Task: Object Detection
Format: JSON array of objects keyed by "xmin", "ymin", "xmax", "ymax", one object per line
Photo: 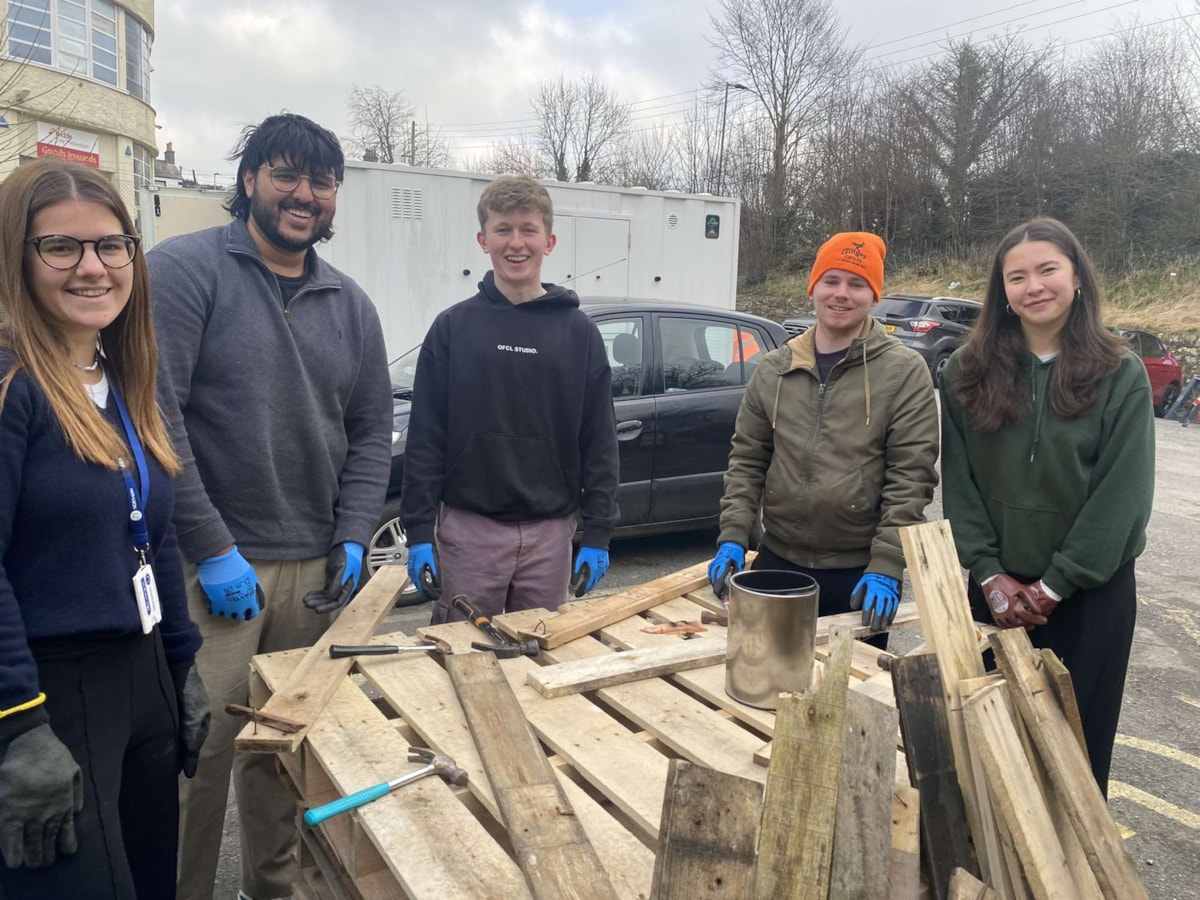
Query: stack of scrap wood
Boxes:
[{"xmin": 894, "ymin": 520, "xmax": 1147, "ymax": 900}]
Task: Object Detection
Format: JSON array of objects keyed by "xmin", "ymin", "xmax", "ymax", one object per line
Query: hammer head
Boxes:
[
  {"xmin": 471, "ymin": 640, "xmax": 539, "ymax": 658},
  {"xmin": 408, "ymin": 747, "xmax": 469, "ymax": 786}
]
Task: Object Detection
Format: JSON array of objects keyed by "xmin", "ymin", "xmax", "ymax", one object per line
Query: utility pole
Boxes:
[
  {"xmin": 717, "ymin": 82, "xmax": 749, "ymax": 196},
  {"xmin": 410, "ymin": 120, "xmax": 417, "ymax": 166}
]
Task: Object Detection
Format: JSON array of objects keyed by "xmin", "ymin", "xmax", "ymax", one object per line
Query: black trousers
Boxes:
[
  {"xmin": 968, "ymin": 562, "xmax": 1137, "ymax": 797},
  {"xmin": 753, "ymin": 543, "xmax": 888, "ymax": 650},
  {"xmin": 0, "ymin": 630, "xmax": 180, "ymax": 900}
]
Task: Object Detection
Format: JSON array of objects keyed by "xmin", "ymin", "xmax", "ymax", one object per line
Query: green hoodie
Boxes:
[
  {"xmin": 718, "ymin": 318, "xmax": 940, "ymax": 580},
  {"xmin": 941, "ymin": 349, "xmax": 1154, "ymax": 598}
]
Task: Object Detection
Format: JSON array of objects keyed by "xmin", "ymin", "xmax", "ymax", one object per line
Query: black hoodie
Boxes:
[{"xmin": 402, "ymin": 272, "xmax": 619, "ymax": 548}]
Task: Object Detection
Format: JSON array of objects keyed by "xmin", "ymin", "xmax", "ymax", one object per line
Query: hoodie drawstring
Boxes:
[
  {"xmin": 862, "ymin": 342, "xmax": 871, "ymax": 427},
  {"xmin": 1030, "ymin": 356, "xmax": 1045, "ymax": 462}
]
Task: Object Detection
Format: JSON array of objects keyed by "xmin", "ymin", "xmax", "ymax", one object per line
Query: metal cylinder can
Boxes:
[{"xmin": 724, "ymin": 569, "xmax": 820, "ymax": 710}]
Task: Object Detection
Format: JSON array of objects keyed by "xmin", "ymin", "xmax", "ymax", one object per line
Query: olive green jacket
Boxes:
[{"xmin": 718, "ymin": 319, "xmax": 940, "ymax": 580}]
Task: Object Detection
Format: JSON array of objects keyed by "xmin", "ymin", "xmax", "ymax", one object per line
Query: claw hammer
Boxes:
[
  {"xmin": 451, "ymin": 594, "xmax": 540, "ymax": 658},
  {"xmin": 303, "ymin": 747, "xmax": 468, "ymax": 826}
]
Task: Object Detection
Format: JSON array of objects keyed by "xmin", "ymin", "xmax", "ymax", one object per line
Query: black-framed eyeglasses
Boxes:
[
  {"xmin": 261, "ymin": 164, "xmax": 341, "ymax": 199},
  {"xmin": 26, "ymin": 234, "xmax": 141, "ymax": 270}
]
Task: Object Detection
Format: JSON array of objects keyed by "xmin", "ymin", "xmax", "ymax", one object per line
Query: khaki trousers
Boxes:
[{"xmin": 176, "ymin": 556, "xmax": 330, "ymax": 900}]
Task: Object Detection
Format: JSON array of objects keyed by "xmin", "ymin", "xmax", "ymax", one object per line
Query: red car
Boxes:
[{"xmin": 1122, "ymin": 330, "xmax": 1184, "ymax": 417}]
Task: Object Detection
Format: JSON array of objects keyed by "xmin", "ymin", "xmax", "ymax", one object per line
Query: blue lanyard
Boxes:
[{"xmin": 109, "ymin": 380, "xmax": 151, "ymax": 552}]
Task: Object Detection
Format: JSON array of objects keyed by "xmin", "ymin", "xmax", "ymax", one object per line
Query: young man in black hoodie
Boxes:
[{"xmin": 402, "ymin": 175, "xmax": 620, "ymax": 623}]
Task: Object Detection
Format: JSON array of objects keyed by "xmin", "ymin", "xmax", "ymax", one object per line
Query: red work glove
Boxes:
[
  {"xmin": 981, "ymin": 574, "xmax": 1048, "ymax": 630},
  {"xmin": 1024, "ymin": 580, "xmax": 1061, "ymax": 619}
]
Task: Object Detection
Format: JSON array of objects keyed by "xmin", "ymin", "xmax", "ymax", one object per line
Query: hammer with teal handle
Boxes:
[{"xmin": 303, "ymin": 747, "xmax": 468, "ymax": 826}]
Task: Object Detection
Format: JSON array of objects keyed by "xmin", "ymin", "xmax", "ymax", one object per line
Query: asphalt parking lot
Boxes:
[{"xmin": 213, "ymin": 415, "xmax": 1200, "ymax": 899}]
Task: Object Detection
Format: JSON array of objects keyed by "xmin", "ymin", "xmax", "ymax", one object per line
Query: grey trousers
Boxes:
[
  {"xmin": 430, "ymin": 505, "xmax": 576, "ymax": 624},
  {"xmin": 176, "ymin": 556, "xmax": 330, "ymax": 900}
]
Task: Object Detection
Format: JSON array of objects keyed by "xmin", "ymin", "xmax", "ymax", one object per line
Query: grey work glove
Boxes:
[
  {"xmin": 0, "ymin": 710, "xmax": 83, "ymax": 869},
  {"xmin": 171, "ymin": 662, "xmax": 211, "ymax": 779}
]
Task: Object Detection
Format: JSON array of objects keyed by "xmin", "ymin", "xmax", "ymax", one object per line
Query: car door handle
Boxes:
[{"xmin": 616, "ymin": 420, "xmax": 643, "ymax": 441}]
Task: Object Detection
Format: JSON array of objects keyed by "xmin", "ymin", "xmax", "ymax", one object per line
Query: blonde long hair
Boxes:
[{"xmin": 0, "ymin": 159, "xmax": 179, "ymax": 474}]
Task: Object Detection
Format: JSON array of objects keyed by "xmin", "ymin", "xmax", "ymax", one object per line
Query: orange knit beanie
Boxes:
[{"xmin": 806, "ymin": 232, "xmax": 887, "ymax": 300}]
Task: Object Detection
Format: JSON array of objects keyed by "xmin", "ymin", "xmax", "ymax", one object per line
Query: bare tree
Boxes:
[
  {"xmin": 709, "ymin": 0, "xmax": 859, "ymax": 255},
  {"xmin": 345, "ymin": 85, "xmax": 413, "ymax": 164},
  {"xmin": 468, "ymin": 139, "xmax": 546, "ymax": 178},
  {"xmin": 610, "ymin": 126, "xmax": 677, "ymax": 190},
  {"xmin": 530, "ymin": 74, "xmax": 630, "ymax": 182}
]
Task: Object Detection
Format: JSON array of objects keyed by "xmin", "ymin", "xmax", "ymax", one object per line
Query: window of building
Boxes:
[
  {"xmin": 124, "ymin": 14, "xmax": 151, "ymax": 103},
  {"xmin": 6, "ymin": 0, "xmax": 146, "ymax": 93},
  {"xmin": 7, "ymin": 0, "xmax": 53, "ymax": 66}
]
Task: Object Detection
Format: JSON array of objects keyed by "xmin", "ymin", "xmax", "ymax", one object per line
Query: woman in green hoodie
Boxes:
[{"xmin": 941, "ymin": 217, "xmax": 1155, "ymax": 795}]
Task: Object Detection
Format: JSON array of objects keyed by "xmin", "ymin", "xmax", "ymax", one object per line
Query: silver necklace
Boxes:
[{"xmin": 71, "ymin": 349, "xmax": 101, "ymax": 372}]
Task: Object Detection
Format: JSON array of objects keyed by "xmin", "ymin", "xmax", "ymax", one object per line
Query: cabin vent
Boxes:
[
  {"xmin": 390, "ymin": 188, "xmax": 424, "ymax": 219},
  {"xmin": 666, "ymin": 213, "xmax": 680, "ymax": 229}
]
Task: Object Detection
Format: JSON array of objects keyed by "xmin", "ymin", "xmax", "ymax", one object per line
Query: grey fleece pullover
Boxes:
[{"xmin": 149, "ymin": 218, "xmax": 393, "ymax": 563}]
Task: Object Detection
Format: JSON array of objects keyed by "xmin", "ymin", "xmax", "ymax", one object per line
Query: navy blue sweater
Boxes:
[
  {"xmin": 0, "ymin": 361, "xmax": 200, "ymax": 711},
  {"xmin": 401, "ymin": 272, "xmax": 619, "ymax": 549}
]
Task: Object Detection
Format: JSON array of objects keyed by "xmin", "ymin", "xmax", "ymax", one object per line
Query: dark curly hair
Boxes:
[{"xmin": 224, "ymin": 113, "xmax": 344, "ymax": 223}]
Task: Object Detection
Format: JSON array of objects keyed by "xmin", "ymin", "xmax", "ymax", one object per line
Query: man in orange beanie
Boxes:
[{"xmin": 710, "ymin": 232, "xmax": 939, "ymax": 645}]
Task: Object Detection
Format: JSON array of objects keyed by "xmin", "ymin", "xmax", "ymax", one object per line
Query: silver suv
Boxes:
[{"xmin": 873, "ymin": 295, "xmax": 982, "ymax": 386}]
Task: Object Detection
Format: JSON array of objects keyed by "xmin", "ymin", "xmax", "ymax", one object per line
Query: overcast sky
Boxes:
[{"xmin": 151, "ymin": 0, "xmax": 1191, "ymax": 181}]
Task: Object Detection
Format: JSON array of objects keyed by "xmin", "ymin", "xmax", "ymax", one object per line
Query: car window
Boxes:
[
  {"xmin": 956, "ymin": 305, "xmax": 981, "ymax": 327},
  {"xmin": 388, "ymin": 345, "xmax": 422, "ymax": 396},
  {"xmin": 938, "ymin": 305, "xmax": 960, "ymax": 324},
  {"xmin": 659, "ymin": 316, "xmax": 747, "ymax": 392},
  {"xmin": 876, "ymin": 298, "xmax": 927, "ymax": 318},
  {"xmin": 595, "ymin": 317, "xmax": 645, "ymax": 398},
  {"xmin": 1139, "ymin": 333, "xmax": 1165, "ymax": 359}
]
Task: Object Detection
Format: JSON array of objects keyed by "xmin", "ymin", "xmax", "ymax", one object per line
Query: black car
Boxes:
[
  {"xmin": 781, "ymin": 293, "xmax": 981, "ymax": 386},
  {"xmin": 367, "ymin": 303, "xmax": 788, "ymax": 579}
]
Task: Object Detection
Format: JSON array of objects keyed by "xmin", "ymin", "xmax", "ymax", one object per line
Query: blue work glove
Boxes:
[
  {"xmin": 570, "ymin": 546, "xmax": 610, "ymax": 597},
  {"xmin": 303, "ymin": 542, "xmax": 365, "ymax": 614},
  {"xmin": 850, "ymin": 573, "xmax": 901, "ymax": 631},
  {"xmin": 197, "ymin": 545, "xmax": 261, "ymax": 620},
  {"xmin": 407, "ymin": 543, "xmax": 441, "ymax": 601},
  {"xmin": 707, "ymin": 542, "xmax": 745, "ymax": 602}
]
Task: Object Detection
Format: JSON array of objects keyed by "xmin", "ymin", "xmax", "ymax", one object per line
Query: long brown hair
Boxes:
[
  {"xmin": 0, "ymin": 159, "xmax": 179, "ymax": 474},
  {"xmin": 950, "ymin": 217, "xmax": 1125, "ymax": 431}
]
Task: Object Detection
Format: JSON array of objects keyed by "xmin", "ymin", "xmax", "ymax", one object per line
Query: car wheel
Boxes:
[
  {"xmin": 932, "ymin": 353, "xmax": 952, "ymax": 388},
  {"xmin": 1155, "ymin": 382, "xmax": 1180, "ymax": 418},
  {"xmin": 366, "ymin": 497, "xmax": 425, "ymax": 607}
]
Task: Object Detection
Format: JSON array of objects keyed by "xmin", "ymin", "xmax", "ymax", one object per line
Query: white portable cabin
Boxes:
[
  {"xmin": 139, "ymin": 161, "xmax": 741, "ymax": 359},
  {"xmin": 319, "ymin": 162, "xmax": 740, "ymax": 357}
]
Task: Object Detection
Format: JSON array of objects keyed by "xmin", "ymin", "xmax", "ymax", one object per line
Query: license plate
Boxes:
[{"xmin": 885, "ymin": 324, "xmax": 896, "ymax": 333}]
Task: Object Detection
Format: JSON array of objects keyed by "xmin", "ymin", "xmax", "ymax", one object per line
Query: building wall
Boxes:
[{"xmin": 0, "ymin": 0, "xmax": 157, "ymax": 220}]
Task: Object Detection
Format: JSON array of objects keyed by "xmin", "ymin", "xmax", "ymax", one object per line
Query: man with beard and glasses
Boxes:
[{"xmin": 149, "ymin": 113, "xmax": 392, "ymax": 900}]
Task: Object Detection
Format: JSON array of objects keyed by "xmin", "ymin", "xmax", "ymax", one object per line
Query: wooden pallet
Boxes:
[{"xmin": 250, "ymin": 587, "xmax": 915, "ymax": 900}]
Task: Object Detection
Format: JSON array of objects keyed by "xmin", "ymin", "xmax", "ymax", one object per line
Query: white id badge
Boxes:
[{"xmin": 133, "ymin": 564, "xmax": 163, "ymax": 634}]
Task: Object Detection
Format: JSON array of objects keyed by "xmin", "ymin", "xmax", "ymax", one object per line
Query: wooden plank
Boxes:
[
  {"xmin": 960, "ymin": 675, "xmax": 1101, "ymax": 899},
  {"xmin": 815, "ymin": 603, "xmax": 922, "ymax": 643},
  {"xmin": 417, "ymin": 622, "xmax": 670, "ymax": 843},
  {"xmin": 446, "ymin": 651, "xmax": 618, "ymax": 900},
  {"xmin": 900, "ymin": 521, "xmax": 1009, "ymax": 892},
  {"xmin": 990, "ymin": 629, "xmax": 1148, "ymax": 900},
  {"xmin": 517, "ymin": 562, "xmax": 711, "ymax": 649},
  {"xmin": 830, "ymin": 690, "xmax": 899, "ymax": 900},
  {"xmin": 354, "ymin": 634, "xmax": 654, "ymax": 898},
  {"xmin": 961, "ymin": 682, "xmax": 1079, "ymax": 900},
  {"xmin": 235, "ymin": 566, "xmax": 408, "ymax": 754},
  {"xmin": 891, "ymin": 653, "xmax": 978, "ymax": 900},
  {"xmin": 754, "ymin": 628, "xmax": 853, "ymax": 899},
  {"xmin": 948, "ymin": 868, "xmax": 999, "ymax": 899},
  {"xmin": 888, "ymin": 785, "xmax": 921, "ymax": 899},
  {"xmin": 527, "ymin": 637, "xmax": 728, "ymax": 698},
  {"xmin": 252, "ymin": 641, "xmax": 530, "ymax": 899},
  {"xmin": 1040, "ymin": 649, "xmax": 1088, "ymax": 760},
  {"xmin": 650, "ymin": 759, "xmax": 763, "ymax": 899},
  {"xmin": 489, "ymin": 610, "xmax": 768, "ymax": 786},
  {"xmin": 816, "ymin": 639, "xmax": 895, "ymax": 680}
]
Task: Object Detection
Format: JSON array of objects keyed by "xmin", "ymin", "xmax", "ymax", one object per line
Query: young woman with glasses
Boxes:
[{"xmin": 0, "ymin": 159, "xmax": 208, "ymax": 898}]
